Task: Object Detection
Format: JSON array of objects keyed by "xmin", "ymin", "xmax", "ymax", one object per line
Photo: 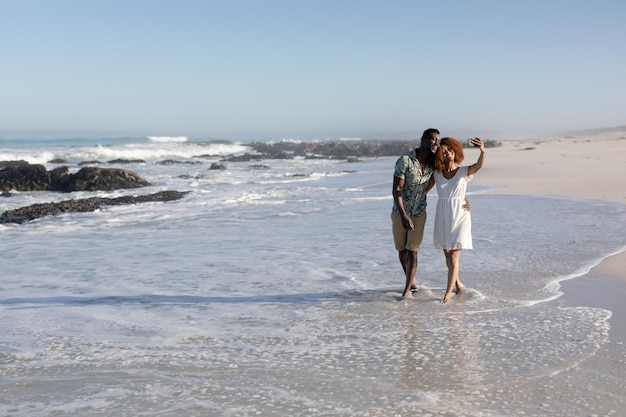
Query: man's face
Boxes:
[{"xmin": 421, "ymin": 133, "xmax": 440, "ymax": 154}]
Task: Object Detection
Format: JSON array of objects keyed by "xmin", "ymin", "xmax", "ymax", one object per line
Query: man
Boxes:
[{"xmin": 391, "ymin": 128, "xmax": 440, "ymax": 299}]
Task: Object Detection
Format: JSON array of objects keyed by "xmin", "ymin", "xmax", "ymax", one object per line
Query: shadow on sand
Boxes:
[{"xmin": 0, "ymin": 288, "xmax": 402, "ymax": 309}]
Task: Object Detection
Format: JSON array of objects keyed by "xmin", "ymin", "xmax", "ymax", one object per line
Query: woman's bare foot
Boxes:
[
  {"xmin": 454, "ymin": 284, "xmax": 465, "ymax": 294},
  {"xmin": 442, "ymin": 291, "xmax": 453, "ymax": 303}
]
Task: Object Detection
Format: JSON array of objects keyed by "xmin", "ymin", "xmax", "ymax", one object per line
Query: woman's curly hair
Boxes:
[{"xmin": 434, "ymin": 137, "xmax": 464, "ymax": 172}]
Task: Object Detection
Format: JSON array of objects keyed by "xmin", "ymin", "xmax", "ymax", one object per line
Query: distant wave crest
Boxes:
[{"xmin": 148, "ymin": 136, "xmax": 188, "ymax": 143}]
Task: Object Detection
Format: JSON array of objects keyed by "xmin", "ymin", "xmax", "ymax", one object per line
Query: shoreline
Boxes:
[
  {"xmin": 591, "ymin": 250, "xmax": 626, "ymax": 283},
  {"xmin": 472, "ymin": 132, "xmax": 626, "ymax": 345}
]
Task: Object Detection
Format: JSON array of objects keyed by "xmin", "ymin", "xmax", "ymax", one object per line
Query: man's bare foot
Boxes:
[
  {"xmin": 454, "ymin": 285, "xmax": 465, "ymax": 294},
  {"xmin": 442, "ymin": 291, "xmax": 453, "ymax": 303},
  {"xmin": 400, "ymin": 290, "xmax": 413, "ymax": 300},
  {"xmin": 411, "ymin": 285, "xmax": 418, "ymax": 292}
]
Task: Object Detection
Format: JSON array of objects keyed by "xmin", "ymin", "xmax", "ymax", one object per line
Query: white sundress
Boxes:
[{"xmin": 433, "ymin": 166, "xmax": 473, "ymax": 250}]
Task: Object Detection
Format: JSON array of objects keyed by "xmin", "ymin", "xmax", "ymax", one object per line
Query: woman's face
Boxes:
[{"xmin": 441, "ymin": 144, "xmax": 455, "ymax": 161}]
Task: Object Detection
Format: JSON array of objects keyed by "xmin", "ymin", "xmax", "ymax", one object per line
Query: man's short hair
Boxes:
[{"xmin": 421, "ymin": 128, "xmax": 440, "ymax": 141}]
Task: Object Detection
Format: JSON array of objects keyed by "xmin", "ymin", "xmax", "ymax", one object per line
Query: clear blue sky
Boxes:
[{"xmin": 1, "ymin": 0, "xmax": 625, "ymax": 140}]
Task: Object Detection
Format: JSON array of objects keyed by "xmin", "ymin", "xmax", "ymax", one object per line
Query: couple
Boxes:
[{"xmin": 391, "ymin": 128, "xmax": 486, "ymax": 303}]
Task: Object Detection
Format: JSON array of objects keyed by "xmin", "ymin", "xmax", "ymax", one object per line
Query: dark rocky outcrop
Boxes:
[
  {"xmin": 225, "ymin": 139, "xmax": 502, "ymax": 161},
  {"xmin": 77, "ymin": 159, "xmax": 146, "ymax": 165},
  {"xmin": 0, "ymin": 162, "xmax": 150, "ymax": 193},
  {"xmin": 222, "ymin": 153, "xmax": 270, "ymax": 162},
  {"xmin": 0, "ymin": 190, "xmax": 190, "ymax": 224},
  {"xmin": 244, "ymin": 140, "xmax": 417, "ymax": 160}
]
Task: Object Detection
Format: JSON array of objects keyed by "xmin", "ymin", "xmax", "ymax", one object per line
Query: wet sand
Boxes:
[{"xmin": 472, "ymin": 132, "xmax": 626, "ymax": 342}]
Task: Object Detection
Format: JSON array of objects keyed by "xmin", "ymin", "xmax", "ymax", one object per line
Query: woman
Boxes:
[{"xmin": 433, "ymin": 137, "xmax": 485, "ymax": 303}]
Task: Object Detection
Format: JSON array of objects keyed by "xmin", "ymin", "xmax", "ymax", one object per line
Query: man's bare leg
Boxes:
[
  {"xmin": 400, "ymin": 250, "xmax": 418, "ymax": 298},
  {"xmin": 399, "ymin": 250, "xmax": 418, "ymax": 292}
]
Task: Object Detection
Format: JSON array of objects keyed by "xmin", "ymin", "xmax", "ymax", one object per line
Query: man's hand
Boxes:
[{"xmin": 402, "ymin": 216, "xmax": 414, "ymax": 230}]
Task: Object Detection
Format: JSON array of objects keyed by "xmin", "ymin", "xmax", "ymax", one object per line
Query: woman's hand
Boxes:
[
  {"xmin": 467, "ymin": 138, "xmax": 486, "ymax": 176},
  {"xmin": 470, "ymin": 137, "xmax": 486, "ymax": 152}
]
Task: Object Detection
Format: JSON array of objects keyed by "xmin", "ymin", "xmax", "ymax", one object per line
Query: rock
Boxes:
[
  {"xmin": 209, "ymin": 163, "xmax": 227, "ymax": 170},
  {"xmin": 0, "ymin": 163, "xmax": 52, "ymax": 192},
  {"xmin": 59, "ymin": 167, "xmax": 150, "ymax": 192},
  {"xmin": 222, "ymin": 153, "xmax": 266, "ymax": 162},
  {"xmin": 0, "ymin": 162, "xmax": 150, "ymax": 193},
  {"xmin": 48, "ymin": 166, "xmax": 72, "ymax": 190},
  {"xmin": 0, "ymin": 190, "xmax": 191, "ymax": 224},
  {"xmin": 157, "ymin": 159, "xmax": 202, "ymax": 165},
  {"xmin": 106, "ymin": 159, "xmax": 146, "ymax": 164},
  {"xmin": 0, "ymin": 160, "xmax": 30, "ymax": 169}
]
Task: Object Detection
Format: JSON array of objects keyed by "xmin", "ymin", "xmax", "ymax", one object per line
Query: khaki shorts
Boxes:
[{"xmin": 392, "ymin": 211, "xmax": 426, "ymax": 252}]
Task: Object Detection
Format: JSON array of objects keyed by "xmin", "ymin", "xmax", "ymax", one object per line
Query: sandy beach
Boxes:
[{"xmin": 471, "ymin": 131, "xmax": 626, "ymax": 282}]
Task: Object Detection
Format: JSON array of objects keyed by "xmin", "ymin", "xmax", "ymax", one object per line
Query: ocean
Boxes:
[{"xmin": 1, "ymin": 136, "xmax": 625, "ymax": 416}]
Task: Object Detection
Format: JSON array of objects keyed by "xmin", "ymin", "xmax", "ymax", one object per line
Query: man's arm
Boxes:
[
  {"xmin": 393, "ymin": 176, "xmax": 414, "ymax": 230},
  {"xmin": 426, "ymin": 176, "xmax": 435, "ymax": 192}
]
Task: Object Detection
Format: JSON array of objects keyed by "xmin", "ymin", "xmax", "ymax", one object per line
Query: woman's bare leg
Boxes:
[{"xmin": 443, "ymin": 249, "xmax": 461, "ymax": 303}]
